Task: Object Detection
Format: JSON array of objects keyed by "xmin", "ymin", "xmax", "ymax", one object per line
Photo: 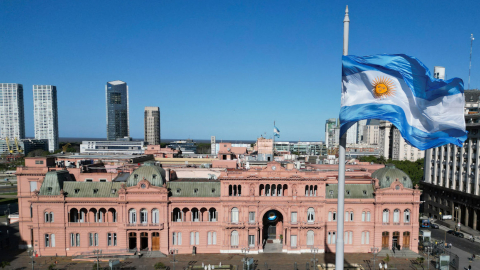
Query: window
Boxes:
[
  {"xmin": 367, "ymin": 211, "xmax": 371, "ymax": 222},
  {"xmin": 35, "ymin": 160, "xmax": 44, "ymax": 164},
  {"xmin": 249, "ymin": 235, "xmax": 255, "ymax": 247},
  {"xmin": 93, "ymin": 189, "xmax": 99, "ymax": 194},
  {"xmin": 327, "ymin": 232, "xmax": 336, "ymax": 244},
  {"xmin": 45, "ymin": 234, "xmax": 50, "ymax": 247},
  {"xmin": 344, "ymin": 231, "xmax": 353, "ymax": 244},
  {"xmin": 346, "ymin": 190, "xmax": 350, "ymax": 196},
  {"xmin": 108, "ymin": 233, "xmax": 112, "ymax": 246},
  {"xmin": 231, "ymin": 231, "xmax": 239, "ymax": 246},
  {"xmin": 100, "ymin": 179, "xmax": 107, "ymax": 182},
  {"xmin": 291, "ymin": 212, "xmax": 297, "ymax": 223},
  {"xmin": 74, "ymin": 189, "xmax": 80, "ymax": 194},
  {"xmin": 85, "ymin": 179, "xmax": 93, "ymax": 182},
  {"xmin": 404, "ymin": 209, "xmax": 411, "ymax": 223},
  {"xmin": 329, "ymin": 190, "xmax": 334, "ymax": 195},
  {"xmin": 207, "ymin": 232, "xmax": 217, "ymax": 245},
  {"xmin": 345, "ymin": 211, "xmax": 353, "ymax": 222},
  {"xmin": 291, "ymin": 235, "xmax": 297, "ymax": 247},
  {"xmin": 307, "ymin": 208, "xmax": 315, "ymax": 222},
  {"xmin": 44, "ymin": 212, "xmax": 54, "ymax": 223},
  {"xmin": 333, "ymin": 211, "xmax": 337, "ymax": 221},
  {"xmin": 76, "ymin": 233, "xmax": 80, "ymax": 246},
  {"xmin": 249, "ymin": 212, "xmax": 255, "ymax": 223},
  {"xmin": 363, "ymin": 190, "xmax": 367, "ymax": 196},
  {"xmin": 152, "ymin": 209, "xmax": 159, "ymax": 224},
  {"xmin": 190, "ymin": 232, "xmax": 200, "ymax": 245},
  {"xmin": 231, "ymin": 208, "xmax": 239, "ymax": 223},
  {"xmin": 89, "ymin": 233, "xmax": 98, "ymax": 246},
  {"xmin": 382, "ymin": 209, "xmax": 390, "ymax": 223},
  {"xmin": 29, "ymin": 181, "xmax": 37, "ymax": 192},
  {"xmin": 47, "ymin": 187, "xmax": 53, "ymax": 194},
  {"xmin": 362, "ymin": 211, "xmax": 365, "ymax": 222},
  {"xmin": 307, "ymin": 230, "xmax": 314, "ymax": 246},
  {"xmin": 193, "ymin": 188, "xmax": 198, "ymax": 194},
  {"xmin": 140, "ymin": 209, "xmax": 148, "ymax": 224},
  {"xmin": 129, "ymin": 209, "xmax": 137, "ymax": 224},
  {"xmin": 328, "ymin": 211, "xmax": 332, "ymax": 221},
  {"xmin": 361, "ymin": 231, "xmax": 370, "ymax": 244},
  {"xmin": 393, "ymin": 209, "xmax": 400, "ymax": 223},
  {"xmin": 172, "ymin": 232, "xmax": 182, "ymax": 245},
  {"xmin": 70, "ymin": 233, "xmax": 75, "ymax": 247}
]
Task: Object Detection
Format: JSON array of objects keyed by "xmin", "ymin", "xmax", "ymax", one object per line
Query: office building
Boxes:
[
  {"xmin": 325, "ymin": 118, "xmax": 337, "ymax": 148},
  {"xmin": 379, "ymin": 121, "xmax": 424, "ymax": 161},
  {"xmin": 211, "ymin": 136, "xmax": 216, "ymax": 155},
  {"xmin": 33, "ymin": 85, "xmax": 59, "ymax": 152},
  {"xmin": 274, "ymin": 141, "xmax": 326, "ymax": 156},
  {"xmin": 357, "ymin": 120, "xmax": 368, "ymax": 143},
  {"xmin": 423, "ymin": 89, "xmax": 480, "ymax": 230},
  {"xmin": 106, "ymin": 81, "xmax": 129, "ymax": 141},
  {"xmin": 17, "ymin": 159, "xmax": 420, "ymax": 255},
  {"xmin": 346, "ymin": 122, "xmax": 358, "ymax": 145},
  {"xmin": 0, "ymin": 83, "xmax": 25, "ymax": 139},
  {"xmin": 144, "ymin": 107, "xmax": 160, "ymax": 145},
  {"xmin": 0, "ymin": 138, "xmax": 48, "ymax": 156},
  {"xmin": 80, "ymin": 138, "xmax": 145, "ymax": 155},
  {"xmin": 362, "ymin": 119, "xmax": 380, "ymax": 145},
  {"xmin": 167, "ymin": 139, "xmax": 197, "ymax": 155}
]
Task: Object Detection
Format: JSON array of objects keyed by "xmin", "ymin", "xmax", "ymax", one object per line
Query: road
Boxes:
[{"xmin": 431, "ymin": 228, "xmax": 480, "ymax": 254}]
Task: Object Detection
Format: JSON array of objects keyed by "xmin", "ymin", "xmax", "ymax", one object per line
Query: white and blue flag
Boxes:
[
  {"xmin": 274, "ymin": 126, "xmax": 280, "ymax": 138},
  {"xmin": 340, "ymin": 54, "xmax": 467, "ymax": 150}
]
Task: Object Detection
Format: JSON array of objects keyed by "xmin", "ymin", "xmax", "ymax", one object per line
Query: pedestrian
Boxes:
[
  {"xmin": 468, "ymin": 265, "xmax": 471, "ymax": 270},
  {"xmin": 379, "ymin": 262, "xmax": 383, "ymax": 269},
  {"xmin": 392, "ymin": 246, "xmax": 395, "ymax": 255}
]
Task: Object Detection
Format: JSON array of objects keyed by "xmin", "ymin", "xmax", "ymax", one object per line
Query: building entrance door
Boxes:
[
  {"xmin": 140, "ymin": 232, "xmax": 148, "ymax": 250},
  {"xmin": 392, "ymin": 231, "xmax": 400, "ymax": 249},
  {"xmin": 382, "ymin": 232, "xmax": 389, "ymax": 249},
  {"xmin": 267, "ymin": 225, "xmax": 276, "ymax": 239},
  {"xmin": 152, "ymin": 232, "xmax": 160, "ymax": 251},
  {"xmin": 129, "ymin": 232, "xmax": 137, "ymax": 250},
  {"xmin": 403, "ymin": 232, "xmax": 410, "ymax": 249}
]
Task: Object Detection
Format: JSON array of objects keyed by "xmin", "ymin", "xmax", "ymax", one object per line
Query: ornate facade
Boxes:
[{"xmin": 17, "ymin": 158, "xmax": 420, "ymax": 256}]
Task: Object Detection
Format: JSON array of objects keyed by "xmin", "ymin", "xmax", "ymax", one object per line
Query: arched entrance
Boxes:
[
  {"xmin": 140, "ymin": 232, "xmax": 148, "ymax": 250},
  {"xmin": 152, "ymin": 232, "xmax": 160, "ymax": 251},
  {"xmin": 129, "ymin": 232, "xmax": 137, "ymax": 250},
  {"xmin": 262, "ymin": 210, "xmax": 284, "ymax": 245},
  {"xmin": 382, "ymin": 232, "xmax": 389, "ymax": 249}
]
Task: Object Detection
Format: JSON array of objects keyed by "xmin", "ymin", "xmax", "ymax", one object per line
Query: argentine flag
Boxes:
[
  {"xmin": 340, "ymin": 54, "xmax": 467, "ymax": 150},
  {"xmin": 274, "ymin": 126, "xmax": 280, "ymax": 138}
]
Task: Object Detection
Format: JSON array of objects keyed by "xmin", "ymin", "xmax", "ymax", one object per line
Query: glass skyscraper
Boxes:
[
  {"xmin": 0, "ymin": 83, "xmax": 25, "ymax": 140},
  {"xmin": 106, "ymin": 81, "xmax": 129, "ymax": 140},
  {"xmin": 33, "ymin": 85, "xmax": 59, "ymax": 152}
]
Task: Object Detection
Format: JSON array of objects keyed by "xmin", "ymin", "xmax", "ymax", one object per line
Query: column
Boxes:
[
  {"xmin": 137, "ymin": 232, "xmax": 141, "ymax": 251},
  {"xmin": 465, "ymin": 207, "xmax": 470, "ymax": 227},
  {"xmin": 473, "ymin": 209, "xmax": 478, "ymax": 231},
  {"xmin": 148, "ymin": 232, "xmax": 152, "ymax": 251},
  {"xmin": 458, "ymin": 208, "xmax": 462, "ymax": 227}
]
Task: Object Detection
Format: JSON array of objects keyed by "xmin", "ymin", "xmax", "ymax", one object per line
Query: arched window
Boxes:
[
  {"xmin": 229, "ymin": 185, "xmax": 233, "ymax": 196},
  {"xmin": 44, "ymin": 211, "xmax": 54, "ymax": 223},
  {"xmin": 327, "ymin": 231, "xmax": 336, "ymax": 244},
  {"xmin": 328, "ymin": 211, "xmax": 332, "ymax": 221},
  {"xmin": 266, "ymin": 184, "xmax": 271, "ymax": 196},
  {"xmin": 404, "ymin": 209, "xmax": 411, "ymax": 223},
  {"xmin": 382, "ymin": 209, "xmax": 389, "ymax": 223},
  {"xmin": 129, "ymin": 209, "xmax": 137, "ymax": 224},
  {"xmin": 172, "ymin": 208, "xmax": 182, "ymax": 222},
  {"xmin": 140, "ymin": 209, "xmax": 148, "ymax": 224},
  {"xmin": 238, "ymin": 185, "xmax": 241, "ymax": 196},
  {"xmin": 259, "ymin": 184, "xmax": 264, "ymax": 196},
  {"xmin": 362, "ymin": 211, "xmax": 365, "ymax": 222},
  {"xmin": 277, "ymin": 184, "xmax": 282, "ymax": 196},
  {"xmin": 231, "ymin": 207, "xmax": 239, "ymax": 223},
  {"xmin": 283, "ymin": 184, "xmax": 288, "ymax": 196},
  {"xmin": 231, "ymin": 230, "xmax": 239, "ymax": 246},
  {"xmin": 209, "ymin": 208, "xmax": 217, "ymax": 222},
  {"xmin": 310, "ymin": 185, "xmax": 314, "ymax": 196},
  {"xmin": 314, "ymin": 185, "xmax": 317, "ymax": 196},
  {"xmin": 307, "ymin": 207, "xmax": 315, "ymax": 222},
  {"xmin": 191, "ymin": 208, "xmax": 199, "ymax": 222},
  {"xmin": 305, "ymin": 186, "xmax": 309, "ymax": 196},
  {"xmin": 393, "ymin": 209, "xmax": 400, "ymax": 224},
  {"xmin": 367, "ymin": 211, "xmax": 371, "ymax": 222},
  {"xmin": 307, "ymin": 230, "xmax": 314, "ymax": 246},
  {"xmin": 271, "ymin": 185, "xmax": 276, "ymax": 196},
  {"xmin": 152, "ymin": 209, "xmax": 159, "ymax": 224}
]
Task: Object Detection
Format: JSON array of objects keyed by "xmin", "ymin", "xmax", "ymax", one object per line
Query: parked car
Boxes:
[
  {"xmin": 454, "ymin": 232, "xmax": 464, "ymax": 238},
  {"xmin": 431, "ymin": 223, "xmax": 439, "ymax": 229},
  {"xmin": 447, "ymin": 230, "xmax": 455, "ymax": 234}
]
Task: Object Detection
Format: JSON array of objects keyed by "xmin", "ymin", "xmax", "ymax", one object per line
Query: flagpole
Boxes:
[{"xmin": 335, "ymin": 5, "xmax": 349, "ymax": 270}]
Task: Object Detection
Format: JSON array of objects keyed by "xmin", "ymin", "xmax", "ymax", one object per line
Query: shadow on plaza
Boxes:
[{"xmin": 0, "ymin": 221, "xmax": 24, "ymax": 265}]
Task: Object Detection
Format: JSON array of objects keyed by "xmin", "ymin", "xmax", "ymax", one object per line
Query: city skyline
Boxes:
[{"xmin": 1, "ymin": 1, "xmax": 478, "ymax": 141}]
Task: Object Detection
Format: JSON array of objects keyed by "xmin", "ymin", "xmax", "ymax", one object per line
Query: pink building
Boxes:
[{"xmin": 17, "ymin": 158, "xmax": 420, "ymax": 256}]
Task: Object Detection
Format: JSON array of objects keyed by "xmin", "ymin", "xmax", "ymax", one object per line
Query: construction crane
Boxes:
[
  {"xmin": 5, "ymin": 137, "xmax": 13, "ymax": 154},
  {"xmin": 14, "ymin": 138, "xmax": 23, "ymax": 153},
  {"xmin": 62, "ymin": 143, "xmax": 71, "ymax": 153}
]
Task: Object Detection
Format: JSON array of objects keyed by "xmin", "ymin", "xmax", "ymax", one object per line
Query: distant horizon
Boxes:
[{"xmin": 54, "ymin": 137, "xmax": 323, "ymax": 144}]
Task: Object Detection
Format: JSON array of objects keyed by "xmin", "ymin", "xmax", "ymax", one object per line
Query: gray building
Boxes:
[
  {"xmin": 0, "ymin": 83, "xmax": 25, "ymax": 139},
  {"xmin": 379, "ymin": 121, "xmax": 424, "ymax": 161},
  {"xmin": 144, "ymin": 107, "xmax": 160, "ymax": 145},
  {"xmin": 325, "ymin": 118, "xmax": 337, "ymax": 148},
  {"xmin": 423, "ymin": 89, "xmax": 480, "ymax": 231},
  {"xmin": 0, "ymin": 138, "xmax": 48, "ymax": 156},
  {"xmin": 80, "ymin": 138, "xmax": 145, "ymax": 155},
  {"xmin": 33, "ymin": 85, "xmax": 59, "ymax": 152},
  {"xmin": 106, "ymin": 81, "xmax": 129, "ymax": 141}
]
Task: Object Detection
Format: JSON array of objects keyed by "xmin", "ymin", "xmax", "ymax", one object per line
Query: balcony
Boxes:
[
  {"xmin": 393, "ymin": 222, "xmax": 400, "ymax": 225},
  {"xmin": 68, "ymin": 222, "xmax": 117, "ymax": 227},
  {"xmin": 170, "ymin": 221, "xmax": 217, "ymax": 226},
  {"xmin": 382, "ymin": 222, "xmax": 390, "ymax": 225},
  {"xmin": 124, "ymin": 223, "xmax": 164, "ymax": 229},
  {"xmin": 225, "ymin": 222, "xmax": 244, "ymax": 228}
]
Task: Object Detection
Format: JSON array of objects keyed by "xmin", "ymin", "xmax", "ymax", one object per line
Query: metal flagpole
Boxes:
[
  {"xmin": 469, "ymin": 34, "xmax": 474, "ymax": 90},
  {"xmin": 335, "ymin": 5, "xmax": 349, "ymax": 270}
]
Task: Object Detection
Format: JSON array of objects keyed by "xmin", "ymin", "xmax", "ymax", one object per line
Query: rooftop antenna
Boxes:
[{"xmin": 469, "ymin": 34, "xmax": 475, "ymax": 89}]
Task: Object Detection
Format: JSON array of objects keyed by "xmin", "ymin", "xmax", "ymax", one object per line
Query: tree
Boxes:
[
  {"xmin": 27, "ymin": 149, "xmax": 50, "ymax": 157},
  {"xmin": 154, "ymin": 262, "xmax": 166, "ymax": 269},
  {"xmin": 0, "ymin": 261, "xmax": 10, "ymax": 269}
]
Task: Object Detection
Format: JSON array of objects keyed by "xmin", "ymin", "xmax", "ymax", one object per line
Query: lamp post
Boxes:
[
  {"xmin": 28, "ymin": 249, "xmax": 36, "ymax": 270},
  {"xmin": 241, "ymin": 247, "xmax": 250, "ymax": 270},
  {"xmin": 92, "ymin": 249, "xmax": 102, "ymax": 270},
  {"xmin": 425, "ymin": 246, "xmax": 433, "ymax": 270},
  {"xmin": 455, "ymin": 207, "xmax": 459, "ymax": 231},
  {"xmin": 170, "ymin": 248, "xmax": 178, "ymax": 270},
  {"xmin": 311, "ymin": 247, "xmax": 319, "ymax": 270},
  {"xmin": 371, "ymin": 247, "xmax": 379, "ymax": 270}
]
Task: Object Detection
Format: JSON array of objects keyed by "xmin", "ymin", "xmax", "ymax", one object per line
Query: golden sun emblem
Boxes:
[{"xmin": 371, "ymin": 76, "xmax": 396, "ymax": 99}]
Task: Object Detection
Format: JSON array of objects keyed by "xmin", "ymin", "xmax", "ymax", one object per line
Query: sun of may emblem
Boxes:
[{"xmin": 371, "ymin": 76, "xmax": 396, "ymax": 99}]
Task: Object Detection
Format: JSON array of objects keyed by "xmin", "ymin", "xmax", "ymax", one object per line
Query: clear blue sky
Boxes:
[{"xmin": 1, "ymin": 1, "xmax": 478, "ymax": 142}]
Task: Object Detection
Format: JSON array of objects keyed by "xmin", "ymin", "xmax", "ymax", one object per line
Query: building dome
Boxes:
[
  {"xmin": 371, "ymin": 164, "xmax": 413, "ymax": 189},
  {"xmin": 127, "ymin": 162, "xmax": 166, "ymax": 187}
]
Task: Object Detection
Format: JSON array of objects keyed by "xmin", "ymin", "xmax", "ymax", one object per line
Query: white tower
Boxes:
[{"xmin": 33, "ymin": 85, "xmax": 58, "ymax": 152}]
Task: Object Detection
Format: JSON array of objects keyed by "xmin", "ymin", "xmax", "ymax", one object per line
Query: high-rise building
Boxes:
[
  {"xmin": 211, "ymin": 136, "xmax": 216, "ymax": 155},
  {"xmin": 0, "ymin": 83, "xmax": 25, "ymax": 140},
  {"xmin": 144, "ymin": 107, "xmax": 160, "ymax": 145},
  {"xmin": 423, "ymin": 89, "xmax": 480, "ymax": 229},
  {"xmin": 362, "ymin": 119, "xmax": 380, "ymax": 145},
  {"xmin": 106, "ymin": 81, "xmax": 129, "ymax": 140},
  {"xmin": 379, "ymin": 121, "xmax": 424, "ymax": 161},
  {"xmin": 33, "ymin": 85, "xmax": 59, "ymax": 152},
  {"xmin": 325, "ymin": 118, "xmax": 337, "ymax": 148},
  {"xmin": 357, "ymin": 120, "xmax": 368, "ymax": 143},
  {"xmin": 346, "ymin": 122, "xmax": 358, "ymax": 145}
]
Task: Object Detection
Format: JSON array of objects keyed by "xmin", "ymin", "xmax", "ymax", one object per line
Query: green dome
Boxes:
[
  {"xmin": 127, "ymin": 163, "xmax": 166, "ymax": 187},
  {"xmin": 371, "ymin": 164, "xmax": 413, "ymax": 189}
]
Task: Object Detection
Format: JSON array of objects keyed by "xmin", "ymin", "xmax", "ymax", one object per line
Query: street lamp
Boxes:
[
  {"xmin": 425, "ymin": 246, "xmax": 433, "ymax": 270},
  {"xmin": 92, "ymin": 249, "xmax": 102, "ymax": 270},
  {"xmin": 241, "ymin": 247, "xmax": 250, "ymax": 270},
  {"xmin": 371, "ymin": 247, "xmax": 379, "ymax": 270},
  {"xmin": 28, "ymin": 249, "xmax": 36, "ymax": 270},
  {"xmin": 311, "ymin": 247, "xmax": 319, "ymax": 270},
  {"xmin": 455, "ymin": 207, "xmax": 459, "ymax": 231},
  {"xmin": 170, "ymin": 249, "xmax": 178, "ymax": 270}
]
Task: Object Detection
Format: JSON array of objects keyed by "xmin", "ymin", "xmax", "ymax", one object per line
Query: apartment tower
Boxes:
[
  {"xmin": 144, "ymin": 106, "xmax": 160, "ymax": 145},
  {"xmin": 33, "ymin": 85, "xmax": 59, "ymax": 152},
  {"xmin": 106, "ymin": 81, "xmax": 129, "ymax": 140},
  {"xmin": 0, "ymin": 83, "xmax": 25, "ymax": 140}
]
